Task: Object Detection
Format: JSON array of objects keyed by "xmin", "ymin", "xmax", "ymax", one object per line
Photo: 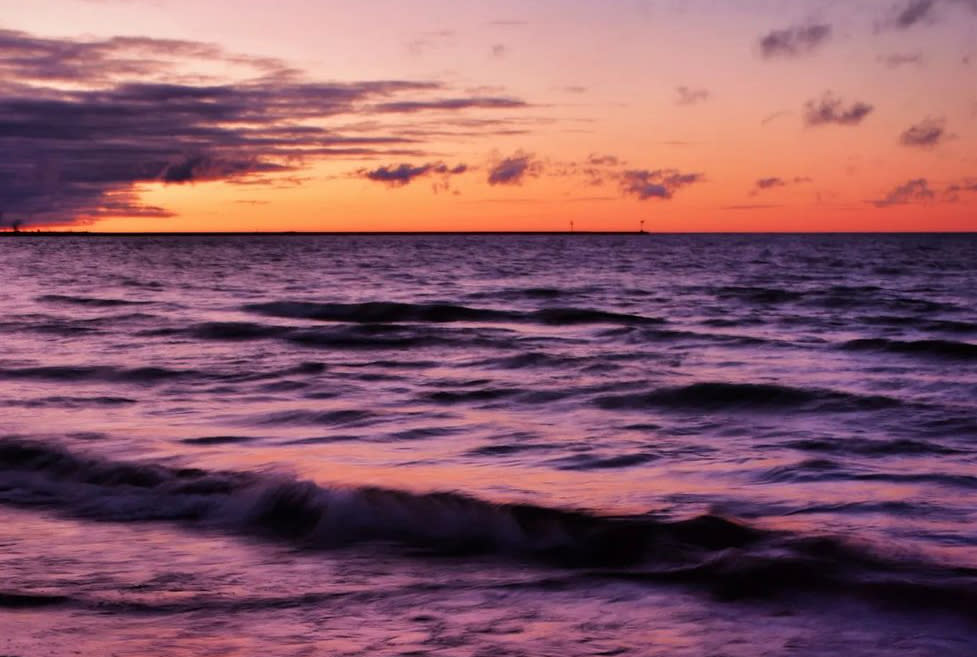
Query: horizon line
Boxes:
[{"xmin": 2, "ymin": 230, "xmax": 977, "ymax": 237}]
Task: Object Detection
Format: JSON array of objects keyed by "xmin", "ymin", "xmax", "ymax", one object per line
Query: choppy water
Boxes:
[{"xmin": 1, "ymin": 233, "xmax": 976, "ymax": 656}]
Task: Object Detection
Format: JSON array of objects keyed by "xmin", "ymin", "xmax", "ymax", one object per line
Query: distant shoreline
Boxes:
[{"xmin": 1, "ymin": 231, "xmax": 975, "ymax": 237}]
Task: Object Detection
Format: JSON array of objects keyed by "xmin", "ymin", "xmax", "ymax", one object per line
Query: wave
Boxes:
[
  {"xmin": 595, "ymin": 382, "xmax": 901, "ymax": 412},
  {"xmin": 860, "ymin": 315, "xmax": 977, "ymax": 334},
  {"xmin": 180, "ymin": 435, "xmax": 259, "ymax": 446},
  {"xmin": 714, "ymin": 286, "xmax": 803, "ymax": 304},
  {"xmin": 842, "ymin": 338, "xmax": 977, "ymax": 360},
  {"xmin": 1, "ymin": 438, "xmax": 976, "ymax": 614},
  {"xmin": 243, "ymin": 300, "xmax": 662, "ymax": 327},
  {"xmin": 1, "ymin": 395, "xmax": 138, "ymax": 408},
  {"xmin": 0, "ymin": 364, "xmax": 193, "ymax": 384},
  {"xmin": 786, "ymin": 437, "xmax": 965, "ymax": 456},
  {"xmin": 190, "ymin": 321, "xmax": 291, "ymax": 341},
  {"xmin": 244, "ymin": 301, "xmax": 516, "ymax": 323},
  {"xmin": 37, "ymin": 294, "xmax": 152, "ymax": 307},
  {"xmin": 760, "ymin": 459, "xmax": 977, "ymax": 489}
]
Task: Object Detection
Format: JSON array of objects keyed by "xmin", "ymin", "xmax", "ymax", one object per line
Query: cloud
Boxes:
[
  {"xmin": 759, "ymin": 24, "xmax": 832, "ymax": 58},
  {"xmin": 619, "ymin": 169, "xmax": 703, "ymax": 200},
  {"xmin": 0, "ymin": 28, "xmax": 532, "ymax": 227},
  {"xmin": 872, "ymin": 178, "xmax": 935, "ymax": 207},
  {"xmin": 675, "ymin": 86, "xmax": 709, "ymax": 105},
  {"xmin": 761, "ymin": 110, "xmax": 791, "ymax": 125},
  {"xmin": 899, "ymin": 118, "xmax": 946, "ymax": 147},
  {"xmin": 754, "ymin": 177, "xmax": 786, "ymax": 192},
  {"xmin": 586, "ymin": 154, "xmax": 622, "ymax": 167},
  {"xmin": 891, "ymin": 0, "xmax": 938, "ymax": 28},
  {"xmin": 945, "ymin": 178, "xmax": 977, "ymax": 200},
  {"xmin": 491, "ymin": 44, "xmax": 507, "ymax": 58},
  {"xmin": 879, "ymin": 0, "xmax": 977, "ymax": 30},
  {"xmin": 406, "ymin": 30, "xmax": 455, "ymax": 57},
  {"xmin": 751, "ymin": 176, "xmax": 812, "ymax": 195},
  {"xmin": 360, "ymin": 162, "xmax": 467, "ymax": 187},
  {"xmin": 803, "ymin": 93, "xmax": 874, "ymax": 126},
  {"xmin": 372, "ymin": 97, "xmax": 528, "ymax": 113},
  {"xmin": 487, "ymin": 152, "xmax": 542, "ymax": 185},
  {"xmin": 880, "ymin": 53, "xmax": 924, "ymax": 68}
]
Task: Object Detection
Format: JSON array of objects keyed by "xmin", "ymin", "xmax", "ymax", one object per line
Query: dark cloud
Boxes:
[
  {"xmin": 879, "ymin": 0, "xmax": 977, "ymax": 30},
  {"xmin": 755, "ymin": 177, "xmax": 786, "ymax": 190},
  {"xmin": 0, "ymin": 28, "xmax": 531, "ymax": 227},
  {"xmin": 759, "ymin": 24, "xmax": 832, "ymax": 58},
  {"xmin": 892, "ymin": 0, "xmax": 938, "ymax": 28},
  {"xmin": 872, "ymin": 178, "xmax": 935, "ymax": 207},
  {"xmin": 487, "ymin": 152, "xmax": 542, "ymax": 185},
  {"xmin": 899, "ymin": 118, "xmax": 946, "ymax": 147},
  {"xmin": 360, "ymin": 162, "xmax": 467, "ymax": 187},
  {"xmin": 675, "ymin": 86, "xmax": 710, "ymax": 105},
  {"xmin": 619, "ymin": 169, "xmax": 703, "ymax": 200},
  {"xmin": 803, "ymin": 93, "xmax": 874, "ymax": 126},
  {"xmin": 159, "ymin": 155, "xmax": 287, "ymax": 184},
  {"xmin": 372, "ymin": 97, "xmax": 528, "ymax": 113}
]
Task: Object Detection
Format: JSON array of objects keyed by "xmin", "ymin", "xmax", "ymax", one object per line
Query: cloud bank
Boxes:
[{"xmin": 0, "ymin": 28, "xmax": 530, "ymax": 227}]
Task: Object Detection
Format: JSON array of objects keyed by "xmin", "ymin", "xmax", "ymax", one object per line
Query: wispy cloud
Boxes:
[
  {"xmin": 945, "ymin": 178, "xmax": 977, "ymax": 200},
  {"xmin": 750, "ymin": 176, "xmax": 812, "ymax": 195},
  {"xmin": 879, "ymin": 53, "xmax": 924, "ymax": 68},
  {"xmin": 759, "ymin": 24, "xmax": 832, "ymax": 58},
  {"xmin": 619, "ymin": 169, "xmax": 704, "ymax": 200},
  {"xmin": 872, "ymin": 178, "xmax": 935, "ymax": 207},
  {"xmin": 675, "ymin": 86, "xmax": 710, "ymax": 106},
  {"xmin": 371, "ymin": 97, "xmax": 528, "ymax": 113},
  {"xmin": 803, "ymin": 93, "xmax": 874, "ymax": 126},
  {"xmin": 359, "ymin": 162, "xmax": 467, "ymax": 187},
  {"xmin": 899, "ymin": 118, "xmax": 947, "ymax": 147},
  {"xmin": 761, "ymin": 110, "xmax": 791, "ymax": 126}
]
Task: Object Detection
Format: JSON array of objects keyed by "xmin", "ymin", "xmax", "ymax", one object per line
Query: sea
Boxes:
[{"xmin": 0, "ymin": 233, "xmax": 975, "ymax": 656}]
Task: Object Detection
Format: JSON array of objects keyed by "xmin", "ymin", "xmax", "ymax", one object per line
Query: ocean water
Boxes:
[{"xmin": 0, "ymin": 233, "xmax": 975, "ymax": 656}]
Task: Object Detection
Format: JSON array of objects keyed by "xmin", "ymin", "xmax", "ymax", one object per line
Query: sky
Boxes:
[{"xmin": 1, "ymin": 0, "xmax": 975, "ymax": 232}]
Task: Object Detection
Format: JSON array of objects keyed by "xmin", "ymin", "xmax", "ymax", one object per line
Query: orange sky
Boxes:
[{"xmin": 1, "ymin": 0, "xmax": 975, "ymax": 231}]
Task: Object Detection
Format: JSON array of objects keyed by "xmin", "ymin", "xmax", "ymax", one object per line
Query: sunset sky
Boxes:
[{"xmin": 1, "ymin": 0, "xmax": 975, "ymax": 232}]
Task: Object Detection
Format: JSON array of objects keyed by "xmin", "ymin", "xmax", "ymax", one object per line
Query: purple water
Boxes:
[{"xmin": 1, "ymin": 233, "xmax": 975, "ymax": 655}]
